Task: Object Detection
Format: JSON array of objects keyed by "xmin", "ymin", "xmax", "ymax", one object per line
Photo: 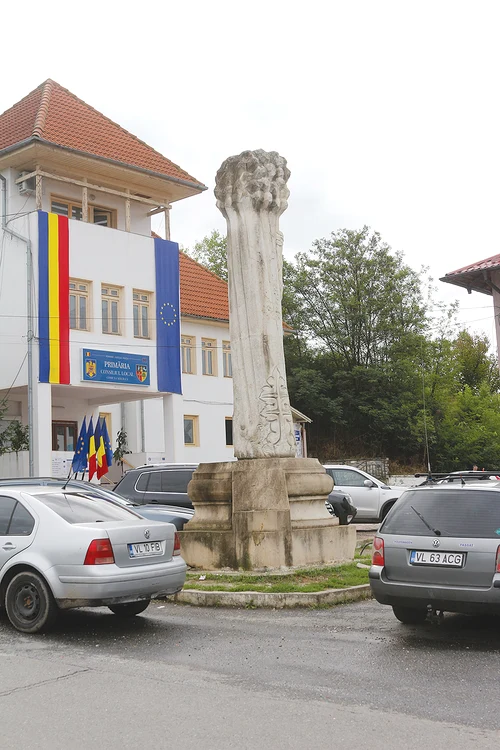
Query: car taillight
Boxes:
[
  {"xmin": 496, "ymin": 545, "xmax": 500, "ymax": 573},
  {"xmin": 372, "ymin": 536, "xmax": 385, "ymax": 567},
  {"xmin": 84, "ymin": 538, "xmax": 115, "ymax": 565},
  {"xmin": 173, "ymin": 532, "xmax": 181, "ymax": 556}
]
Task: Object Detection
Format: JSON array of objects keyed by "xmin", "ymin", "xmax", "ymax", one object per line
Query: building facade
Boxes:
[
  {"xmin": 0, "ymin": 80, "xmax": 308, "ymax": 480},
  {"xmin": 0, "ymin": 80, "xmax": 238, "ymax": 478}
]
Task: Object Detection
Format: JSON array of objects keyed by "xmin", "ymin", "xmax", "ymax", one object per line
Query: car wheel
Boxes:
[
  {"xmin": 5, "ymin": 571, "xmax": 58, "ymax": 634},
  {"xmin": 108, "ymin": 600, "xmax": 151, "ymax": 617},
  {"xmin": 392, "ymin": 606, "xmax": 428, "ymax": 625}
]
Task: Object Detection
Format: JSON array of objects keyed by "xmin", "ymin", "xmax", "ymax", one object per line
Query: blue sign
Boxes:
[{"xmin": 82, "ymin": 349, "xmax": 150, "ymax": 386}]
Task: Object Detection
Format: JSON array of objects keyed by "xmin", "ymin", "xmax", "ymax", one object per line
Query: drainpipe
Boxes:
[
  {"xmin": 0, "ymin": 173, "xmax": 35, "ymax": 476},
  {"xmin": 140, "ymin": 400, "xmax": 146, "ymax": 453}
]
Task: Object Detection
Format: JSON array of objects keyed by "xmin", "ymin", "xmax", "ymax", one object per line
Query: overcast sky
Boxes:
[{"xmin": 2, "ymin": 0, "xmax": 499, "ymax": 342}]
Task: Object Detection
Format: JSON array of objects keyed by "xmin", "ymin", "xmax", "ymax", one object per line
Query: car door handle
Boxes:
[{"xmin": 2, "ymin": 543, "xmax": 16, "ymax": 550}]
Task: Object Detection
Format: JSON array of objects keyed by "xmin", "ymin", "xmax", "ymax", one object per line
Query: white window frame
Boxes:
[
  {"xmin": 69, "ymin": 278, "xmax": 90, "ymax": 331},
  {"xmin": 133, "ymin": 289, "xmax": 152, "ymax": 339},
  {"xmin": 101, "ymin": 284, "xmax": 122, "ymax": 335},
  {"xmin": 222, "ymin": 340, "xmax": 232, "ymax": 378},
  {"xmin": 202, "ymin": 338, "xmax": 217, "ymax": 376},
  {"xmin": 181, "ymin": 335, "xmax": 196, "ymax": 374}
]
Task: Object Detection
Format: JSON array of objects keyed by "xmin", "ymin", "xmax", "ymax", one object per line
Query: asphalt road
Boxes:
[{"xmin": 1, "ymin": 600, "xmax": 500, "ymax": 749}]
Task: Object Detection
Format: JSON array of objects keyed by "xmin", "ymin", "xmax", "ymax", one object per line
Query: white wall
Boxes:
[
  {"xmin": 101, "ymin": 318, "xmax": 236, "ymax": 464},
  {"xmin": 0, "ymin": 211, "xmax": 31, "ymax": 390},
  {"xmin": 1, "ymin": 168, "xmax": 236, "ymax": 468}
]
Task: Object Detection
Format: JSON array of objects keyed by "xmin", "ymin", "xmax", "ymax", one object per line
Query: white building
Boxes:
[
  {"xmin": 0, "ymin": 79, "xmax": 239, "ymax": 479},
  {"xmin": 0, "ymin": 80, "xmax": 309, "ymax": 480}
]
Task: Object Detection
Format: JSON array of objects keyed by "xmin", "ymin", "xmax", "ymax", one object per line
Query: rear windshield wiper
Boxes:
[{"xmin": 410, "ymin": 505, "xmax": 442, "ymax": 536}]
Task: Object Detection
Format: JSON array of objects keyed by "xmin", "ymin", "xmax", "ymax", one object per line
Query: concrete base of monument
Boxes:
[{"xmin": 179, "ymin": 457, "xmax": 356, "ymax": 570}]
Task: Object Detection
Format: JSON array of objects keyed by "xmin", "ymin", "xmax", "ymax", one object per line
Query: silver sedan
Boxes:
[{"xmin": 0, "ymin": 486, "xmax": 187, "ymax": 633}]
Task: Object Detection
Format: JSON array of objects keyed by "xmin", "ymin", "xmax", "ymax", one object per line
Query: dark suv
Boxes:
[{"xmin": 113, "ymin": 464, "xmax": 197, "ymax": 509}]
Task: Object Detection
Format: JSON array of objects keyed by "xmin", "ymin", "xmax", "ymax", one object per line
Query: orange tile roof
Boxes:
[
  {"xmin": 0, "ymin": 79, "xmax": 205, "ymax": 189},
  {"xmin": 179, "ymin": 251, "xmax": 229, "ymax": 321}
]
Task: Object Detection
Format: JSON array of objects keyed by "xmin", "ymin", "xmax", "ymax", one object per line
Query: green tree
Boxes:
[
  {"xmin": 287, "ymin": 227, "xmax": 427, "ymax": 368},
  {"xmin": 453, "ymin": 330, "xmax": 500, "ymax": 393},
  {"xmin": 188, "ymin": 230, "xmax": 228, "ymax": 281}
]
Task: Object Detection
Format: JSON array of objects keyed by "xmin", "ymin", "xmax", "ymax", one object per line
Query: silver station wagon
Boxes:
[
  {"xmin": 0, "ymin": 486, "xmax": 187, "ymax": 633},
  {"xmin": 369, "ymin": 485, "xmax": 500, "ymax": 624}
]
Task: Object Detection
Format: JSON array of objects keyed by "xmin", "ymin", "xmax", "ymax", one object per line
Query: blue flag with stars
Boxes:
[
  {"xmin": 71, "ymin": 417, "xmax": 89, "ymax": 474},
  {"xmin": 154, "ymin": 237, "xmax": 182, "ymax": 394}
]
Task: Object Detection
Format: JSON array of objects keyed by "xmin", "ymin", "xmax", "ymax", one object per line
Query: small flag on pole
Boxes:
[
  {"xmin": 101, "ymin": 418, "xmax": 113, "ymax": 469},
  {"xmin": 96, "ymin": 419, "xmax": 108, "ymax": 480},
  {"xmin": 71, "ymin": 418, "xmax": 88, "ymax": 474},
  {"xmin": 88, "ymin": 416, "xmax": 97, "ymax": 480}
]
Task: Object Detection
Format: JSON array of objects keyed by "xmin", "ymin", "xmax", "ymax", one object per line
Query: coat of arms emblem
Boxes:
[
  {"xmin": 85, "ymin": 359, "xmax": 97, "ymax": 378},
  {"xmin": 136, "ymin": 364, "xmax": 148, "ymax": 383}
]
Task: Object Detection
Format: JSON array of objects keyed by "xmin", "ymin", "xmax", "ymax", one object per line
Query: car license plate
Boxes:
[
  {"xmin": 410, "ymin": 550, "xmax": 464, "ymax": 567},
  {"xmin": 128, "ymin": 541, "xmax": 164, "ymax": 558}
]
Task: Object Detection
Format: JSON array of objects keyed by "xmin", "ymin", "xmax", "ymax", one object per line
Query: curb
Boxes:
[{"xmin": 170, "ymin": 584, "xmax": 372, "ymax": 608}]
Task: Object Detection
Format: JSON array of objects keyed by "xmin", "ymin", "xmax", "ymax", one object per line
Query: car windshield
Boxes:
[
  {"xmin": 32, "ymin": 492, "xmax": 141, "ymax": 524},
  {"xmin": 381, "ymin": 489, "xmax": 500, "ymax": 538}
]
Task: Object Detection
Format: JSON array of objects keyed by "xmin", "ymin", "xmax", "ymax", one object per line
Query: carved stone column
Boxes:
[
  {"xmin": 180, "ymin": 150, "xmax": 356, "ymax": 570},
  {"xmin": 215, "ymin": 150, "xmax": 296, "ymax": 459}
]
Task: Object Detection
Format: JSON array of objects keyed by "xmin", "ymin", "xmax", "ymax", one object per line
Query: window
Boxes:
[
  {"xmin": 102, "ymin": 285, "xmax": 121, "ymax": 334},
  {"xmin": 51, "ymin": 199, "xmax": 83, "ymax": 221},
  {"xmin": 222, "ymin": 341, "xmax": 232, "ymax": 378},
  {"xmin": 36, "ymin": 493, "xmax": 137, "ymax": 524},
  {"xmin": 92, "ymin": 207, "xmax": 113, "ymax": 227},
  {"xmin": 133, "ymin": 290, "xmax": 151, "ymax": 339},
  {"xmin": 225, "ymin": 417, "xmax": 233, "ymax": 446},
  {"xmin": 135, "ymin": 473, "xmax": 150, "ymax": 492},
  {"xmin": 8, "ymin": 503, "xmax": 35, "ymax": 536},
  {"xmin": 146, "ymin": 472, "xmax": 162, "ymax": 493},
  {"xmin": 161, "ymin": 470, "xmax": 194, "ymax": 493},
  {"xmin": 331, "ymin": 469, "xmax": 369, "ymax": 487},
  {"xmin": 0, "ymin": 497, "xmax": 34, "ymax": 536},
  {"xmin": 184, "ymin": 415, "xmax": 199, "ymax": 446},
  {"xmin": 382, "ymin": 489, "xmax": 500, "ymax": 538},
  {"xmin": 181, "ymin": 335, "xmax": 196, "ymax": 374},
  {"xmin": 134, "ymin": 469, "xmax": 194, "ymax": 493},
  {"xmin": 202, "ymin": 338, "xmax": 217, "ymax": 376},
  {"xmin": 0, "ymin": 496, "xmax": 17, "ymax": 535},
  {"xmin": 52, "ymin": 421, "xmax": 77, "ymax": 452},
  {"xmin": 51, "ymin": 197, "xmax": 115, "ymax": 227},
  {"xmin": 69, "ymin": 279, "xmax": 90, "ymax": 331},
  {"xmin": 99, "ymin": 413, "xmax": 112, "ymax": 441}
]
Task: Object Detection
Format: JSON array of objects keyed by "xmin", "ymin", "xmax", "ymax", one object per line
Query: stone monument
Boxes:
[{"xmin": 180, "ymin": 150, "xmax": 355, "ymax": 570}]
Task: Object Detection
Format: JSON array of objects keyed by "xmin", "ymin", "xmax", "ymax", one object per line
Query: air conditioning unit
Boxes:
[{"xmin": 18, "ymin": 172, "xmax": 36, "ymax": 195}]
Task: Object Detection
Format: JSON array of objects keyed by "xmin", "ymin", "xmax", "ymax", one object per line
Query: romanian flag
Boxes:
[
  {"xmin": 96, "ymin": 419, "xmax": 108, "ymax": 479},
  {"xmin": 38, "ymin": 211, "xmax": 70, "ymax": 384},
  {"xmin": 88, "ymin": 417, "xmax": 97, "ymax": 480}
]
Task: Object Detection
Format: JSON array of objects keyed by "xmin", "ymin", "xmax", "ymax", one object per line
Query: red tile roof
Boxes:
[
  {"xmin": 0, "ymin": 79, "xmax": 205, "ymax": 189},
  {"xmin": 179, "ymin": 252, "xmax": 229, "ymax": 321},
  {"xmin": 444, "ymin": 254, "xmax": 500, "ymax": 276}
]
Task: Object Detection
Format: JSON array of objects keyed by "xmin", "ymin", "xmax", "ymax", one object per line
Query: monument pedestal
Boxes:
[{"xmin": 180, "ymin": 458, "xmax": 356, "ymax": 570}]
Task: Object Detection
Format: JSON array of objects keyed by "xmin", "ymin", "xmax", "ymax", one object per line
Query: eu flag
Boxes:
[
  {"xmin": 71, "ymin": 417, "xmax": 88, "ymax": 474},
  {"xmin": 155, "ymin": 237, "xmax": 182, "ymax": 394},
  {"xmin": 101, "ymin": 418, "xmax": 113, "ymax": 467}
]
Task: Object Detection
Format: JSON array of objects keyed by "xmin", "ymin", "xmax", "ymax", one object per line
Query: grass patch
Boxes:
[{"xmin": 184, "ymin": 560, "xmax": 370, "ymax": 593}]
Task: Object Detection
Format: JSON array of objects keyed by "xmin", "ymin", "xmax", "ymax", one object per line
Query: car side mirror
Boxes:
[{"xmin": 363, "ymin": 479, "xmax": 375, "ymax": 488}]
